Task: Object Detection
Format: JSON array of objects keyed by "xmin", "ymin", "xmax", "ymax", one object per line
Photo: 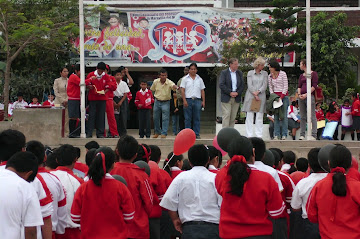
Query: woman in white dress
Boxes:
[{"xmin": 242, "ymin": 57, "xmax": 268, "ymax": 137}]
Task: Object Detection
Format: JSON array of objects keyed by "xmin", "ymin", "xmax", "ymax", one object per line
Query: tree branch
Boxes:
[{"xmin": 9, "ymin": 37, "xmax": 34, "ymax": 63}]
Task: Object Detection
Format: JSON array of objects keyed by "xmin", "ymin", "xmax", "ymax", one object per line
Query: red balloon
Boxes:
[
  {"xmin": 212, "ymin": 136, "xmax": 227, "ymax": 156},
  {"xmin": 173, "ymin": 129, "xmax": 196, "ymax": 155}
]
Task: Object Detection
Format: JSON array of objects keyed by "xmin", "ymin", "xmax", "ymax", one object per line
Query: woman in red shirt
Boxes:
[
  {"xmin": 307, "ymin": 145, "xmax": 360, "ymax": 239},
  {"xmin": 325, "ymin": 101, "xmax": 341, "ymax": 140},
  {"xmin": 315, "ymin": 103, "xmax": 325, "ymax": 140},
  {"xmin": 346, "ymin": 93, "xmax": 360, "ymax": 141}
]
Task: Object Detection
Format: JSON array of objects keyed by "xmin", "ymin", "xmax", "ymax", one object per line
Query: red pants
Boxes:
[
  {"xmin": 105, "ymin": 99, "xmax": 118, "ymax": 137},
  {"xmin": 55, "ymin": 228, "xmax": 81, "ymax": 239}
]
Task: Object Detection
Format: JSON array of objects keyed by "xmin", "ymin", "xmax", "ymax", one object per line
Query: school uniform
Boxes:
[
  {"xmin": 291, "ymin": 173, "xmax": 327, "ymax": 239},
  {"xmin": 326, "ymin": 110, "xmax": 341, "ymax": 140},
  {"xmin": 114, "ymin": 80, "xmax": 130, "ymax": 136},
  {"xmin": 216, "ymin": 165, "xmax": 285, "ymax": 238},
  {"xmin": 253, "ymin": 161, "xmax": 284, "ymax": 191},
  {"xmin": 0, "ymin": 169, "xmax": 44, "ymax": 239},
  {"xmin": 86, "ymin": 70, "xmax": 112, "ymax": 138},
  {"xmin": 11, "ymin": 100, "xmax": 28, "ymax": 115},
  {"xmin": 38, "ymin": 167, "xmax": 67, "ymax": 235},
  {"xmin": 29, "ymin": 102, "xmax": 41, "ymax": 107},
  {"xmin": 110, "ymin": 162, "xmax": 153, "ymax": 239},
  {"xmin": 104, "ymin": 75, "xmax": 119, "ymax": 137},
  {"xmin": 42, "ymin": 100, "xmax": 55, "ymax": 107},
  {"xmin": 73, "ymin": 161, "xmax": 89, "ymax": 179},
  {"xmin": 307, "ymin": 174, "xmax": 360, "ymax": 239},
  {"xmin": 315, "ymin": 108, "xmax": 325, "ymax": 139},
  {"xmin": 135, "ymin": 89, "xmax": 154, "ymax": 138},
  {"xmin": 351, "ymin": 98, "xmax": 360, "ymax": 140},
  {"xmin": 160, "ymin": 166, "xmax": 222, "ymax": 239},
  {"xmin": 51, "ymin": 166, "xmax": 83, "ymax": 239},
  {"xmin": 170, "ymin": 166, "xmax": 183, "ymax": 179},
  {"xmin": 71, "ymin": 173, "xmax": 135, "ymax": 239},
  {"xmin": 287, "ymin": 105, "xmax": 300, "ymax": 131},
  {"xmin": 208, "ymin": 164, "xmax": 219, "ymax": 174}
]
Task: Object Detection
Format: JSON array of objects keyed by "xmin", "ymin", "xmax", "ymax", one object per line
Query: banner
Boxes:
[{"xmin": 75, "ymin": 7, "xmax": 295, "ymax": 66}]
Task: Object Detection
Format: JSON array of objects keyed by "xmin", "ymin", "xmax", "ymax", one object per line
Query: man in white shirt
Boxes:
[
  {"xmin": 10, "ymin": 92, "xmax": 28, "ymax": 116},
  {"xmin": 219, "ymin": 58, "xmax": 244, "ymax": 128},
  {"xmin": 160, "ymin": 144, "xmax": 222, "ymax": 239},
  {"xmin": 291, "ymin": 147, "xmax": 326, "ymax": 238},
  {"xmin": 114, "ymin": 69, "xmax": 130, "ymax": 136},
  {"xmin": 180, "ymin": 63, "xmax": 206, "ymax": 139},
  {"xmin": 0, "ymin": 151, "xmax": 43, "ymax": 239}
]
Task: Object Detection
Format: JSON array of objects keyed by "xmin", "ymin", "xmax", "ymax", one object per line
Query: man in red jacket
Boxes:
[
  {"xmin": 104, "ymin": 64, "xmax": 119, "ymax": 138},
  {"xmin": 86, "ymin": 62, "xmax": 112, "ymax": 138}
]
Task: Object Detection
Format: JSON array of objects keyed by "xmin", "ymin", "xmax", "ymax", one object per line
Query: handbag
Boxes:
[
  {"xmin": 250, "ymin": 98, "xmax": 261, "ymax": 112},
  {"xmin": 315, "ymin": 86, "xmax": 324, "ymax": 103}
]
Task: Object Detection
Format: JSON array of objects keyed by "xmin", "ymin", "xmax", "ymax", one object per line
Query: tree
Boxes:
[
  {"xmin": 0, "ymin": 0, "xmax": 79, "ymax": 118},
  {"xmin": 300, "ymin": 12, "xmax": 360, "ymax": 100},
  {"xmin": 255, "ymin": 0, "xmax": 304, "ymax": 67}
]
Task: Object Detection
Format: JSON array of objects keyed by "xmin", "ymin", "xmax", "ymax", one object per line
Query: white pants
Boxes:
[{"xmin": 245, "ymin": 111, "xmax": 264, "ymax": 137}]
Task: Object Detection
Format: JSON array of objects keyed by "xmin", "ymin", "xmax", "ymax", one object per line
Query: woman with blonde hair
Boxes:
[{"xmin": 242, "ymin": 57, "xmax": 268, "ymax": 137}]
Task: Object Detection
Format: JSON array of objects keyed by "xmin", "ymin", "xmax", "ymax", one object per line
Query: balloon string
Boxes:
[{"xmin": 163, "ymin": 153, "xmax": 175, "ymax": 170}]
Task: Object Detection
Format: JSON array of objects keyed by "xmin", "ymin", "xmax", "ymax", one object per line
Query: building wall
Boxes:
[{"xmin": 234, "ymin": 0, "xmax": 359, "ymax": 7}]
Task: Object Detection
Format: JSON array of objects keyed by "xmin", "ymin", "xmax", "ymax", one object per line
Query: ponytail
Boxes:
[
  {"xmin": 163, "ymin": 152, "xmax": 183, "ymax": 176},
  {"xmin": 329, "ymin": 145, "xmax": 352, "ymax": 197},
  {"xmin": 88, "ymin": 147, "xmax": 115, "ymax": 186},
  {"xmin": 227, "ymin": 155, "xmax": 251, "ymax": 197},
  {"xmin": 227, "ymin": 136, "xmax": 254, "ymax": 197}
]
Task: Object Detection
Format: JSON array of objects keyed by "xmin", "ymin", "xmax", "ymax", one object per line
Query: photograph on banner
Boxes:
[{"xmin": 74, "ymin": 7, "xmax": 296, "ymax": 66}]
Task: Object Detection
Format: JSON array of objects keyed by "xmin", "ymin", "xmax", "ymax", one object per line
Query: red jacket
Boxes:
[
  {"xmin": 110, "ymin": 162, "xmax": 153, "ymax": 238},
  {"xmin": 170, "ymin": 169, "xmax": 183, "ymax": 179},
  {"xmin": 67, "ymin": 74, "xmax": 90, "ymax": 100},
  {"xmin": 135, "ymin": 89, "xmax": 154, "ymax": 109},
  {"xmin": 105, "ymin": 75, "xmax": 117, "ymax": 100},
  {"xmin": 326, "ymin": 110, "xmax": 341, "ymax": 122},
  {"xmin": 36, "ymin": 173, "xmax": 54, "ymax": 219},
  {"xmin": 278, "ymin": 171, "xmax": 295, "ymax": 216},
  {"xmin": 149, "ymin": 167, "xmax": 167, "ymax": 218},
  {"xmin": 315, "ymin": 109, "xmax": 325, "ymax": 121},
  {"xmin": 71, "ymin": 175, "xmax": 135, "ymax": 239},
  {"xmin": 216, "ymin": 165, "xmax": 285, "ymax": 238},
  {"xmin": 351, "ymin": 99, "xmax": 360, "ymax": 117},
  {"xmin": 307, "ymin": 174, "xmax": 360, "ymax": 239},
  {"xmin": 86, "ymin": 71, "xmax": 112, "ymax": 101}
]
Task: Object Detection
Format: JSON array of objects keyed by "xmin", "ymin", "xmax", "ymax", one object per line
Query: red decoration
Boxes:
[{"xmin": 173, "ymin": 128, "xmax": 196, "ymax": 155}]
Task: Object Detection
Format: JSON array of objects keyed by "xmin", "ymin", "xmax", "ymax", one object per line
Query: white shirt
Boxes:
[
  {"xmin": 180, "ymin": 74, "xmax": 205, "ymax": 99},
  {"xmin": 253, "ymin": 161, "xmax": 284, "ymax": 191},
  {"xmin": 0, "ymin": 170, "xmax": 43, "ymax": 239},
  {"xmin": 160, "ymin": 166, "xmax": 222, "ymax": 224},
  {"xmin": 11, "ymin": 100, "xmax": 28, "ymax": 115},
  {"xmin": 114, "ymin": 80, "xmax": 130, "ymax": 97},
  {"xmin": 291, "ymin": 173, "xmax": 327, "ymax": 219},
  {"xmin": 229, "ymin": 68, "xmax": 237, "ymax": 92},
  {"xmin": 51, "ymin": 170, "xmax": 81, "ymax": 228},
  {"xmin": 39, "ymin": 171, "xmax": 67, "ymax": 234},
  {"xmin": 287, "ymin": 105, "xmax": 300, "ymax": 121}
]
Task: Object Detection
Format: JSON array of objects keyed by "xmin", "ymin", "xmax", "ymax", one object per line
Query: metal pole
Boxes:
[
  {"xmin": 79, "ymin": 0, "xmax": 86, "ymax": 138},
  {"xmin": 306, "ymin": 0, "xmax": 312, "ymax": 140}
]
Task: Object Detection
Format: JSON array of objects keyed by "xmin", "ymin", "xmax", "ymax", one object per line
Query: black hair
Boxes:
[
  {"xmin": 56, "ymin": 144, "xmax": 77, "ymax": 166},
  {"xmin": 283, "ymin": 151, "xmax": 296, "ymax": 164},
  {"xmin": 139, "ymin": 18, "xmax": 149, "ymax": 23},
  {"xmin": 74, "ymin": 64, "xmax": 80, "ymax": 72},
  {"xmin": 188, "ymin": 144, "xmax": 209, "ymax": 166},
  {"xmin": 344, "ymin": 99, "xmax": 350, "ymax": 104},
  {"xmin": 249, "ymin": 137, "xmax": 266, "ymax": 162},
  {"xmin": 118, "ymin": 66, "xmax": 125, "ymax": 72},
  {"xmin": 0, "ymin": 129, "xmax": 26, "ymax": 162},
  {"xmin": 316, "ymin": 102, "xmax": 321, "ymax": 107},
  {"xmin": 329, "ymin": 145, "xmax": 352, "ymax": 196},
  {"xmin": 140, "ymin": 79, "xmax": 148, "ymax": 84},
  {"xmin": 189, "ymin": 62, "xmax": 198, "ymax": 69},
  {"xmin": 85, "ymin": 141, "xmax": 100, "ymax": 150},
  {"xmin": 163, "ymin": 152, "xmax": 183, "ymax": 176},
  {"xmin": 97, "ymin": 62, "xmax": 106, "ymax": 70},
  {"xmin": 263, "ymin": 150, "xmax": 275, "ymax": 167},
  {"xmin": 307, "ymin": 148, "xmax": 323, "ymax": 173},
  {"xmin": 296, "ymin": 157, "xmax": 308, "ymax": 172},
  {"xmin": 6, "ymin": 151, "xmax": 38, "ymax": 182},
  {"xmin": 75, "ymin": 147, "xmax": 81, "ymax": 159},
  {"xmin": 227, "ymin": 136, "xmax": 253, "ymax": 197},
  {"xmin": 149, "ymin": 145, "xmax": 161, "ymax": 163},
  {"xmin": 207, "ymin": 146, "xmax": 222, "ymax": 168},
  {"xmin": 85, "ymin": 148, "xmax": 97, "ymax": 167},
  {"xmin": 291, "ymin": 100, "xmax": 298, "ymax": 107},
  {"xmin": 352, "ymin": 92, "xmax": 359, "ymax": 99},
  {"xmin": 45, "ymin": 149, "xmax": 58, "ymax": 170},
  {"xmin": 134, "ymin": 144, "xmax": 151, "ymax": 163},
  {"xmin": 88, "ymin": 147, "xmax": 115, "ymax": 186},
  {"xmin": 182, "ymin": 159, "xmax": 192, "ymax": 171},
  {"xmin": 269, "ymin": 60, "xmax": 281, "ymax": 71},
  {"xmin": 159, "ymin": 68, "xmax": 167, "ymax": 75},
  {"xmin": 269, "ymin": 148, "xmax": 282, "ymax": 168},
  {"xmin": 116, "ymin": 135, "xmax": 138, "ymax": 161},
  {"xmin": 26, "ymin": 140, "xmax": 45, "ymax": 166},
  {"xmin": 60, "ymin": 67, "xmax": 69, "ymax": 73},
  {"xmin": 328, "ymin": 101, "xmax": 337, "ymax": 114}
]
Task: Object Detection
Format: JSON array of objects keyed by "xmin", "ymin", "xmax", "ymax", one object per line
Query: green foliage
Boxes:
[{"xmin": 299, "ymin": 12, "xmax": 360, "ymax": 100}]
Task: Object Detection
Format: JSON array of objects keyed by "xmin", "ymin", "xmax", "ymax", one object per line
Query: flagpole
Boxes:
[
  {"xmin": 79, "ymin": 0, "xmax": 86, "ymax": 138},
  {"xmin": 306, "ymin": 0, "xmax": 312, "ymax": 140}
]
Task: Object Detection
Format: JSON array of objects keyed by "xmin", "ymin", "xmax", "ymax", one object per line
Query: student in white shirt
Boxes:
[
  {"xmin": 291, "ymin": 147, "xmax": 326, "ymax": 238},
  {"xmin": 180, "ymin": 63, "xmax": 206, "ymax": 139},
  {"xmin": 113, "ymin": 69, "xmax": 130, "ymax": 136},
  {"xmin": 287, "ymin": 100, "xmax": 301, "ymax": 140},
  {"xmin": 160, "ymin": 144, "xmax": 222, "ymax": 239},
  {"xmin": 0, "ymin": 151, "xmax": 43, "ymax": 239},
  {"xmin": 11, "ymin": 92, "xmax": 29, "ymax": 115}
]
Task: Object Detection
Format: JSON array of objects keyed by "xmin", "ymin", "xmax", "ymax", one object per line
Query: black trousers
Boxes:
[
  {"xmin": 149, "ymin": 218, "xmax": 160, "ymax": 239},
  {"xmin": 138, "ymin": 109, "xmax": 151, "ymax": 138},
  {"xmin": 87, "ymin": 100, "xmax": 106, "ymax": 137},
  {"xmin": 182, "ymin": 222, "xmax": 220, "ymax": 239}
]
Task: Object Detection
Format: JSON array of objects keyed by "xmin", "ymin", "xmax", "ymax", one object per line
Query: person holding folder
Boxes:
[{"xmin": 242, "ymin": 57, "xmax": 268, "ymax": 137}]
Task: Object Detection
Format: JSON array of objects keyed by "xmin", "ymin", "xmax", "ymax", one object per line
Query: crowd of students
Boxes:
[{"xmin": 1, "ymin": 127, "xmax": 360, "ymax": 239}]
